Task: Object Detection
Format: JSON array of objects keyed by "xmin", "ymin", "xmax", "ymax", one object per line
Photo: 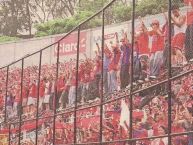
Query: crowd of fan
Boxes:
[{"xmin": 0, "ymin": 1, "xmax": 193, "ymax": 145}]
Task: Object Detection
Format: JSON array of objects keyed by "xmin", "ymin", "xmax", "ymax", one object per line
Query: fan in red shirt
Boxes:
[
  {"xmin": 27, "ymin": 80, "xmax": 38, "ymax": 113},
  {"xmin": 38, "ymin": 79, "xmax": 45, "ymax": 111},
  {"xmin": 171, "ymin": 5, "xmax": 187, "ymax": 66},
  {"xmin": 136, "ymin": 17, "xmax": 149, "ymax": 56},
  {"xmin": 108, "ymin": 32, "xmax": 121, "ymax": 93},
  {"xmin": 147, "ymin": 19, "xmax": 165, "ymax": 78}
]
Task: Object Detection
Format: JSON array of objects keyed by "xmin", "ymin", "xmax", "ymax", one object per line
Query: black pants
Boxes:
[
  {"xmin": 133, "ymin": 56, "xmax": 141, "ymax": 81},
  {"xmin": 61, "ymin": 90, "xmax": 69, "ymax": 109},
  {"xmin": 120, "ymin": 64, "xmax": 129, "ymax": 89},
  {"xmin": 56, "ymin": 91, "xmax": 62, "ymax": 109},
  {"xmin": 49, "ymin": 93, "xmax": 54, "ymax": 110},
  {"xmin": 185, "ymin": 24, "xmax": 193, "ymax": 61}
]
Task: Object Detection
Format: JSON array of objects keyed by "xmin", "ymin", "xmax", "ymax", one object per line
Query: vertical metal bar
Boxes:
[
  {"xmin": 129, "ymin": 0, "xmax": 135, "ymax": 141},
  {"xmin": 4, "ymin": 66, "xmax": 9, "ymax": 122},
  {"xmin": 74, "ymin": 26, "xmax": 80, "ymax": 144},
  {"xmin": 8, "ymin": 124, "xmax": 11, "ymax": 145},
  {"xmin": 168, "ymin": 0, "xmax": 172, "ymax": 144},
  {"xmin": 18, "ymin": 59, "xmax": 24, "ymax": 145},
  {"xmin": 35, "ymin": 51, "xmax": 42, "ymax": 145},
  {"xmin": 100, "ymin": 9, "xmax": 105, "ymax": 143},
  {"xmin": 53, "ymin": 42, "xmax": 60, "ymax": 145}
]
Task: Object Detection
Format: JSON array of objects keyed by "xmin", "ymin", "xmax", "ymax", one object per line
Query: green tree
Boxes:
[
  {"xmin": 0, "ymin": 0, "xmax": 30, "ymax": 36},
  {"xmin": 34, "ymin": 11, "xmax": 102, "ymax": 37}
]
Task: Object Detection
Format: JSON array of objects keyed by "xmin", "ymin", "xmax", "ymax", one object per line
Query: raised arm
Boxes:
[
  {"xmin": 96, "ymin": 43, "xmax": 101, "ymax": 54},
  {"xmin": 115, "ymin": 32, "xmax": 119, "ymax": 47},
  {"xmin": 139, "ymin": 16, "xmax": 148, "ymax": 32}
]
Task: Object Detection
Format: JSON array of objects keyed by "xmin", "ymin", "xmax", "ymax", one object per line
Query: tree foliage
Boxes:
[
  {"xmin": 0, "ymin": 0, "xmax": 184, "ymax": 40},
  {"xmin": 0, "ymin": 0, "xmax": 30, "ymax": 36},
  {"xmin": 34, "ymin": 11, "xmax": 102, "ymax": 37}
]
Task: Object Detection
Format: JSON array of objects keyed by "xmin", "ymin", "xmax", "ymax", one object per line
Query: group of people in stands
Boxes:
[{"xmin": 0, "ymin": 0, "xmax": 193, "ymax": 144}]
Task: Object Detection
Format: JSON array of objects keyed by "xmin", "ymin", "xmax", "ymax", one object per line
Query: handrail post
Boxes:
[
  {"xmin": 35, "ymin": 51, "xmax": 42, "ymax": 145},
  {"xmin": 99, "ymin": 8, "xmax": 105, "ymax": 144},
  {"xmin": 129, "ymin": 0, "xmax": 135, "ymax": 144},
  {"xmin": 74, "ymin": 26, "xmax": 81, "ymax": 145},
  {"xmin": 18, "ymin": 58, "xmax": 24, "ymax": 145},
  {"xmin": 4, "ymin": 66, "xmax": 9, "ymax": 122},
  {"xmin": 168, "ymin": 0, "xmax": 172, "ymax": 144},
  {"xmin": 53, "ymin": 42, "xmax": 60, "ymax": 145}
]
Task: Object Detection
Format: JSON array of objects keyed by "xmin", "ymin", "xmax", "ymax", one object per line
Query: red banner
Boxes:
[{"xmin": 54, "ymin": 32, "xmax": 86, "ymax": 56}]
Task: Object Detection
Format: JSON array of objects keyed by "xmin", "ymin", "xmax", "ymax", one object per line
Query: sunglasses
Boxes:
[{"xmin": 152, "ymin": 23, "xmax": 159, "ymax": 26}]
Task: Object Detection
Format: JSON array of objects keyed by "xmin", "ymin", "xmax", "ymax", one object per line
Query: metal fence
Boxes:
[{"xmin": 0, "ymin": 0, "xmax": 193, "ymax": 144}]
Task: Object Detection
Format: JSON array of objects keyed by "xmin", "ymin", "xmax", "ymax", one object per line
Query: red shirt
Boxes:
[
  {"xmin": 29, "ymin": 83, "xmax": 37, "ymax": 98},
  {"xmin": 94, "ymin": 59, "xmax": 102, "ymax": 74},
  {"xmin": 57, "ymin": 78, "xmax": 65, "ymax": 92},
  {"xmin": 184, "ymin": 0, "xmax": 193, "ymax": 25},
  {"xmin": 184, "ymin": 0, "xmax": 193, "ymax": 5},
  {"xmin": 108, "ymin": 47, "xmax": 121, "ymax": 71},
  {"xmin": 149, "ymin": 31, "xmax": 164, "ymax": 53},
  {"xmin": 71, "ymin": 72, "xmax": 77, "ymax": 86},
  {"xmin": 39, "ymin": 81, "xmax": 45, "ymax": 97},
  {"xmin": 15, "ymin": 89, "xmax": 21, "ymax": 103},
  {"xmin": 137, "ymin": 33, "xmax": 149, "ymax": 54},
  {"xmin": 187, "ymin": 11, "xmax": 193, "ymax": 25},
  {"xmin": 22, "ymin": 87, "xmax": 28, "ymax": 99},
  {"xmin": 0, "ymin": 95, "xmax": 4, "ymax": 107}
]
